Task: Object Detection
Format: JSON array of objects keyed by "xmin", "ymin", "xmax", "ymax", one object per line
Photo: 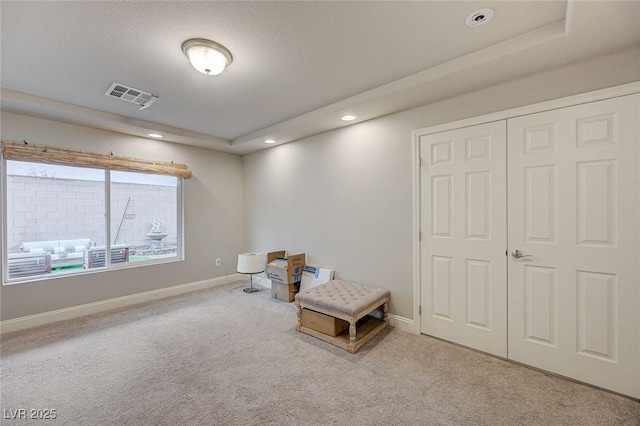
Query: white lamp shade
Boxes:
[
  {"xmin": 186, "ymin": 45, "xmax": 227, "ymax": 75},
  {"xmin": 237, "ymin": 253, "xmax": 265, "ymax": 274},
  {"xmin": 182, "ymin": 39, "xmax": 233, "ymax": 76}
]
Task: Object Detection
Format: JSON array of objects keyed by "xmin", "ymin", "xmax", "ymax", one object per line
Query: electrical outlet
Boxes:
[{"xmin": 215, "ymin": 258, "xmax": 221, "ymax": 267}]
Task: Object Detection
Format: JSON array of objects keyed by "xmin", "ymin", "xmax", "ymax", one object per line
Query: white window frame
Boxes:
[{"xmin": 1, "ymin": 156, "xmax": 185, "ymax": 285}]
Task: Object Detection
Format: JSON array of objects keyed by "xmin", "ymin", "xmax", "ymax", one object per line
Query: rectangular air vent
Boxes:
[{"xmin": 105, "ymin": 82, "xmax": 158, "ymax": 110}]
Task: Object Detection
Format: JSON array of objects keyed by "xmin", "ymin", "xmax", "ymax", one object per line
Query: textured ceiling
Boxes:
[{"xmin": 1, "ymin": 1, "xmax": 639, "ymax": 154}]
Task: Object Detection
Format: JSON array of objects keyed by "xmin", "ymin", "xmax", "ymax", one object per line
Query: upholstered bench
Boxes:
[{"xmin": 295, "ymin": 280, "xmax": 390, "ymax": 353}]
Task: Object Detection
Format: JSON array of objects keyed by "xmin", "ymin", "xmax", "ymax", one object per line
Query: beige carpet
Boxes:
[{"xmin": 1, "ymin": 281, "xmax": 639, "ymax": 425}]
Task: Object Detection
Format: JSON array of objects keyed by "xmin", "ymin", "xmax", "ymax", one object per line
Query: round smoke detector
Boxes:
[{"xmin": 466, "ymin": 8, "xmax": 494, "ymax": 27}]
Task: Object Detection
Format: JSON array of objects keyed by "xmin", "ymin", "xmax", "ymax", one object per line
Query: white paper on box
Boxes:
[
  {"xmin": 300, "ymin": 265, "xmax": 335, "ymax": 292},
  {"xmin": 266, "ymin": 259, "xmax": 289, "ymax": 282}
]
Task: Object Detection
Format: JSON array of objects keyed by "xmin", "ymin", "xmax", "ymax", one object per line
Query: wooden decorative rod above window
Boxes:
[{"xmin": 0, "ymin": 139, "xmax": 192, "ymax": 179}]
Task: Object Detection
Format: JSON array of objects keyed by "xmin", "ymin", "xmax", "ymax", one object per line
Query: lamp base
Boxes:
[{"xmin": 242, "ymin": 273, "xmax": 260, "ymax": 294}]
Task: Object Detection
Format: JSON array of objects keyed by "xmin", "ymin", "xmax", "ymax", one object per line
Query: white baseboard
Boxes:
[
  {"xmin": 0, "ymin": 274, "xmax": 242, "ymax": 334},
  {"xmin": 388, "ymin": 314, "xmax": 419, "ymax": 334}
]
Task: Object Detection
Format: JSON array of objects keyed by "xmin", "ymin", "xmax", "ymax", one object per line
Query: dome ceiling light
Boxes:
[{"xmin": 181, "ymin": 38, "xmax": 233, "ymax": 76}]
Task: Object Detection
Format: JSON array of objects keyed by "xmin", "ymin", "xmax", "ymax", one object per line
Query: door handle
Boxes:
[{"xmin": 511, "ymin": 249, "xmax": 533, "ymax": 259}]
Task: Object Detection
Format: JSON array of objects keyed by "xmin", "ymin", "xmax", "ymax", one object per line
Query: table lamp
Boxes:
[{"xmin": 237, "ymin": 252, "xmax": 265, "ymax": 293}]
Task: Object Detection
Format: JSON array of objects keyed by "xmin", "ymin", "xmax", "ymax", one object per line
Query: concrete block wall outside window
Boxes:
[{"xmin": 3, "ymin": 160, "xmax": 182, "ymax": 283}]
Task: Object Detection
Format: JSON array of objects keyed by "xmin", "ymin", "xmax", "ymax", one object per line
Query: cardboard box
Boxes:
[
  {"xmin": 271, "ymin": 280, "xmax": 300, "ymax": 302},
  {"xmin": 266, "ymin": 251, "xmax": 305, "ymax": 284},
  {"xmin": 301, "ymin": 308, "xmax": 349, "ymax": 337}
]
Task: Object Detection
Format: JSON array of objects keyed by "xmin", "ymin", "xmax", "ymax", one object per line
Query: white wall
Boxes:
[
  {"xmin": 0, "ymin": 112, "xmax": 244, "ymax": 320},
  {"xmin": 243, "ymin": 47, "xmax": 640, "ymax": 319}
]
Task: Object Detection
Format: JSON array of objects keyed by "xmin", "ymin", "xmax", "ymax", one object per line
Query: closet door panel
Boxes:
[
  {"xmin": 507, "ymin": 94, "xmax": 640, "ymax": 398},
  {"xmin": 420, "ymin": 121, "xmax": 507, "ymax": 357}
]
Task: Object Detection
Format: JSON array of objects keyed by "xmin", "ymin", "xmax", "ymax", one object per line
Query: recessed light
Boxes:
[
  {"xmin": 264, "ymin": 139, "xmax": 276, "ymax": 144},
  {"xmin": 148, "ymin": 133, "xmax": 163, "ymax": 138},
  {"xmin": 466, "ymin": 8, "xmax": 494, "ymax": 27},
  {"xmin": 341, "ymin": 115, "xmax": 356, "ymax": 121}
]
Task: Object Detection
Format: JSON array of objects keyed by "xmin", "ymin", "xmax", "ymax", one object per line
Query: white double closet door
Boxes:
[{"xmin": 419, "ymin": 94, "xmax": 639, "ymax": 398}]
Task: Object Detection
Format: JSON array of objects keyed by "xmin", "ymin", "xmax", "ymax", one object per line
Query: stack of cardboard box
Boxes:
[{"xmin": 266, "ymin": 251, "xmax": 305, "ymax": 302}]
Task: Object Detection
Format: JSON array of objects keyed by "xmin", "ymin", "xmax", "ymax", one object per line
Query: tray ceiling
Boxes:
[{"xmin": 1, "ymin": 1, "xmax": 639, "ymax": 154}]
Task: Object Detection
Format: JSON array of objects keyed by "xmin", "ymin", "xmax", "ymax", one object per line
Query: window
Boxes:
[{"xmin": 2, "ymin": 159, "xmax": 183, "ymax": 283}]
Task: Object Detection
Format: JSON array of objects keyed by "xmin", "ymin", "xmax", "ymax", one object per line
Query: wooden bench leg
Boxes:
[
  {"xmin": 295, "ymin": 301, "xmax": 302, "ymax": 332},
  {"xmin": 383, "ymin": 301, "xmax": 389, "ymax": 324},
  {"xmin": 348, "ymin": 320, "xmax": 357, "ymax": 353}
]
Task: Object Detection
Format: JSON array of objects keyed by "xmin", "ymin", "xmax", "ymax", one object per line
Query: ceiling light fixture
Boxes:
[
  {"xmin": 341, "ymin": 115, "xmax": 356, "ymax": 121},
  {"xmin": 466, "ymin": 8, "xmax": 494, "ymax": 27},
  {"xmin": 181, "ymin": 38, "xmax": 233, "ymax": 76},
  {"xmin": 148, "ymin": 133, "xmax": 163, "ymax": 138},
  {"xmin": 264, "ymin": 139, "xmax": 276, "ymax": 144}
]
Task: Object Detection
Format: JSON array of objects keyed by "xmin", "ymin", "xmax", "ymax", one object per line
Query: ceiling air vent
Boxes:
[{"xmin": 105, "ymin": 82, "xmax": 158, "ymax": 110}]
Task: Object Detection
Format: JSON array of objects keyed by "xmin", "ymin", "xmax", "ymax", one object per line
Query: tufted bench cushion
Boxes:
[
  {"xmin": 295, "ymin": 279, "xmax": 390, "ymax": 353},
  {"xmin": 295, "ymin": 279, "xmax": 390, "ymax": 317}
]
